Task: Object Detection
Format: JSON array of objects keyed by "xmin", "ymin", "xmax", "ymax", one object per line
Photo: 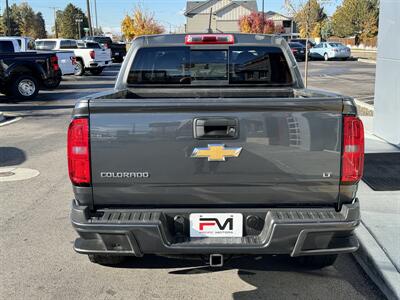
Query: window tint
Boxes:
[
  {"xmin": 0, "ymin": 41, "xmax": 15, "ymax": 53},
  {"xmin": 191, "ymin": 50, "xmax": 227, "ymax": 81},
  {"xmin": 229, "ymin": 47, "xmax": 292, "ymax": 85},
  {"xmin": 86, "ymin": 42, "xmax": 101, "ymax": 49},
  {"xmin": 329, "ymin": 43, "xmax": 343, "ymax": 47},
  {"xmin": 128, "ymin": 46, "xmax": 292, "ymax": 86},
  {"xmin": 60, "ymin": 40, "xmax": 69, "ymax": 49},
  {"xmin": 128, "ymin": 47, "xmax": 190, "ymax": 84},
  {"xmin": 35, "ymin": 41, "xmax": 57, "ymax": 50}
]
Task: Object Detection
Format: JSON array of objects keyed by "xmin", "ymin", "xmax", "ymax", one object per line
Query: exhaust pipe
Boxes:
[{"xmin": 209, "ymin": 254, "xmax": 224, "ymax": 267}]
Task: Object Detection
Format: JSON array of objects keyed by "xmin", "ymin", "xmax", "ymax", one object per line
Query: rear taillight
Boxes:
[
  {"xmin": 70, "ymin": 56, "xmax": 76, "ymax": 65},
  {"xmin": 89, "ymin": 50, "xmax": 95, "ymax": 59},
  {"xmin": 67, "ymin": 118, "xmax": 91, "ymax": 186},
  {"xmin": 185, "ymin": 34, "xmax": 234, "ymax": 44},
  {"xmin": 50, "ymin": 55, "xmax": 59, "ymax": 71},
  {"xmin": 341, "ymin": 116, "xmax": 364, "ymax": 184},
  {"xmin": 291, "ymin": 48, "xmax": 298, "ymax": 53}
]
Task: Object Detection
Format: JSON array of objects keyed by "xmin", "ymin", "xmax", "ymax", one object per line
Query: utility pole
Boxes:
[
  {"xmin": 75, "ymin": 15, "xmax": 83, "ymax": 39},
  {"xmin": 94, "ymin": 0, "xmax": 98, "ymax": 34},
  {"xmin": 262, "ymin": 0, "xmax": 265, "ymax": 29},
  {"xmin": 5, "ymin": 0, "xmax": 11, "ymax": 36},
  {"xmin": 86, "ymin": 0, "xmax": 93, "ymax": 36},
  {"xmin": 304, "ymin": 0, "xmax": 310, "ymax": 88},
  {"xmin": 49, "ymin": 7, "xmax": 59, "ymax": 38}
]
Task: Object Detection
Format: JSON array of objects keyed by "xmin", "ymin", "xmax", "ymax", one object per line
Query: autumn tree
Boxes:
[
  {"xmin": 56, "ymin": 3, "xmax": 88, "ymax": 39},
  {"xmin": 331, "ymin": 0, "xmax": 378, "ymax": 44},
  {"xmin": 121, "ymin": 6, "xmax": 164, "ymax": 41},
  {"xmin": 239, "ymin": 12, "xmax": 276, "ymax": 34},
  {"xmin": 1, "ymin": 2, "xmax": 46, "ymax": 38},
  {"xmin": 286, "ymin": 0, "xmax": 327, "ymax": 38}
]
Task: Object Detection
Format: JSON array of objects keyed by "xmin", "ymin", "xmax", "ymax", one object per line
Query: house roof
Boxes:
[
  {"xmin": 185, "ymin": 0, "xmax": 257, "ymax": 16},
  {"xmin": 264, "ymin": 10, "xmax": 292, "ymax": 21}
]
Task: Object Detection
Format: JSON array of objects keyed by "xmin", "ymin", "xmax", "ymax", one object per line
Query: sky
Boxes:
[{"xmin": 1, "ymin": 0, "xmax": 342, "ymax": 34}]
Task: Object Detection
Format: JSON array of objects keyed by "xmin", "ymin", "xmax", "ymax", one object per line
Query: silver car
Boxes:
[{"xmin": 309, "ymin": 42, "xmax": 351, "ymax": 61}]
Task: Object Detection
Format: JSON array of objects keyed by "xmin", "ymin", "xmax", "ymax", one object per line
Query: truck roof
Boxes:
[{"xmin": 134, "ymin": 33, "xmax": 278, "ymax": 46}]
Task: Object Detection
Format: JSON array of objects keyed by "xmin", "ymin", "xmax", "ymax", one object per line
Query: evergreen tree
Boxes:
[{"xmin": 56, "ymin": 3, "xmax": 88, "ymax": 39}]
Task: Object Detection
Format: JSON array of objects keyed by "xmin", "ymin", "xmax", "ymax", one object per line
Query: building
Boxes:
[
  {"xmin": 185, "ymin": 0, "xmax": 257, "ymax": 33},
  {"xmin": 184, "ymin": 0, "xmax": 296, "ymax": 35},
  {"xmin": 373, "ymin": 0, "xmax": 400, "ymax": 145}
]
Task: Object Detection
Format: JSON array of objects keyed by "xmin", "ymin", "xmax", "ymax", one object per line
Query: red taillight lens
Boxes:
[
  {"xmin": 50, "ymin": 55, "xmax": 59, "ymax": 71},
  {"xmin": 185, "ymin": 34, "xmax": 234, "ymax": 44},
  {"xmin": 341, "ymin": 116, "xmax": 364, "ymax": 184},
  {"xmin": 67, "ymin": 118, "xmax": 91, "ymax": 185},
  {"xmin": 70, "ymin": 56, "xmax": 76, "ymax": 65},
  {"xmin": 89, "ymin": 50, "xmax": 95, "ymax": 59},
  {"xmin": 291, "ymin": 48, "xmax": 298, "ymax": 53}
]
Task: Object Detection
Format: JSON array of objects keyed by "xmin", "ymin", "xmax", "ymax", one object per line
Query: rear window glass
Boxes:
[
  {"xmin": 86, "ymin": 42, "xmax": 101, "ymax": 48},
  {"xmin": 128, "ymin": 46, "xmax": 292, "ymax": 85},
  {"xmin": 35, "ymin": 41, "xmax": 56, "ymax": 50},
  {"xmin": 0, "ymin": 41, "xmax": 15, "ymax": 53}
]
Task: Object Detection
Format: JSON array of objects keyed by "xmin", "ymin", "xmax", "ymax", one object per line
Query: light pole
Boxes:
[
  {"xmin": 94, "ymin": 0, "xmax": 98, "ymax": 34},
  {"xmin": 75, "ymin": 15, "xmax": 83, "ymax": 39},
  {"xmin": 86, "ymin": 0, "xmax": 93, "ymax": 36}
]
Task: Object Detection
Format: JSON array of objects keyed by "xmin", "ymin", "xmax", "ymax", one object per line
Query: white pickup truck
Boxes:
[
  {"xmin": 6, "ymin": 36, "xmax": 76, "ymax": 77},
  {"xmin": 35, "ymin": 39, "xmax": 112, "ymax": 76}
]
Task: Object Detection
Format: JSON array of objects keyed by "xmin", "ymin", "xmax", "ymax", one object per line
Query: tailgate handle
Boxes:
[{"xmin": 194, "ymin": 118, "xmax": 239, "ymax": 139}]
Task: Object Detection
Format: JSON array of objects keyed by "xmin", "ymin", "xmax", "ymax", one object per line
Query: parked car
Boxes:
[
  {"xmin": 309, "ymin": 42, "xmax": 351, "ymax": 61},
  {"xmin": 0, "ymin": 40, "xmax": 60, "ymax": 100},
  {"xmin": 35, "ymin": 39, "xmax": 112, "ymax": 76},
  {"xmin": 82, "ymin": 36, "xmax": 126, "ymax": 62},
  {"xmin": 4, "ymin": 36, "xmax": 75, "ymax": 88},
  {"xmin": 69, "ymin": 34, "xmax": 364, "ymax": 269},
  {"xmin": 290, "ymin": 38, "xmax": 315, "ymax": 49},
  {"xmin": 288, "ymin": 42, "xmax": 306, "ymax": 61}
]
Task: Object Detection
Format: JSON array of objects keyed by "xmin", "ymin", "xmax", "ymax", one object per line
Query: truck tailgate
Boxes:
[{"xmin": 89, "ymin": 98, "xmax": 343, "ymax": 207}]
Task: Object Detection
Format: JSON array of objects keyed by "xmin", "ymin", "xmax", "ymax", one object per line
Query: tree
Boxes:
[
  {"xmin": 121, "ymin": 6, "xmax": 164, "ymax": 41},
  {"xmin": 1, "ymin": 2, "xmax": 46, "ymax": 38},
  {"xmin": 2, "ymin": 4, "xmax": 21, "ymax": 36},
  {"xmin": 56, "ymin": 3, "xmax": 88, "ymax": 39},
  {"xmin": 331, "ymin": 0, "xmax": 378, "ymax": 44},
  {"xmin": 320, "ymin": 19, "xmax": 333, "ymax": 40},
  {"xmin": 286, "ymin": 0, "xmax": 327, "ymax": 38},
  {"xmin": 239, "ymin": 12, "xmax": 276, "ymax": 34}
]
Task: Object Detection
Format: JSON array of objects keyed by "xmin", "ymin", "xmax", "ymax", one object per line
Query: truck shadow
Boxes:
[
  {"xmin": 114, "ymin": 254, "xmax": 383, "ymax": 300},
  {"xmin": 0, "ymin": 147, "xmax": 26, "ymax": 167}
]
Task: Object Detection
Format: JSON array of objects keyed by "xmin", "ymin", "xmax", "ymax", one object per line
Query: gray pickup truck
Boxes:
[{"xmin": 68, "ymin": 34, "xmax": 364, "ymax": 268}]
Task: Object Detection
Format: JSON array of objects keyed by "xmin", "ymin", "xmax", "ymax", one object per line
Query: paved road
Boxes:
[
  {"xmin": 299, "ymin": 60, "xmax": 376, "ymax": 105},
  {"xmin": 0, "ymin": 63, "xmax": 384, "ymax": 300}
]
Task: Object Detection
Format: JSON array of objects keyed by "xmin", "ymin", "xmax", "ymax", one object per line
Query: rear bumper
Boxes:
[{"xmin": 71, "ymin": 200, "xmax": 360, "ymax": 257}]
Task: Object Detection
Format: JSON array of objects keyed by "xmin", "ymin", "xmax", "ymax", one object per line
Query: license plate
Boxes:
[{"xmin": 190, "ymin": 213, "xmax": 243, "ymax": 237}]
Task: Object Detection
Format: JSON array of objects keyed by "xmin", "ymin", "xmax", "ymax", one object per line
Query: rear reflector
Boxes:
[
  {"xmin": 341, "ymin": 116, "xmax": 364, "ymax": 184},
  {"xmin": 50, "ymin": 55, "xmax": 59, "ymax": 71},
  {"xmin": 185, "ymin": 34, "xmax": 234, "ymax": 44},
  {"xmin": 67, "ymin": 118, "xmax": 91, "ymax": 185}
]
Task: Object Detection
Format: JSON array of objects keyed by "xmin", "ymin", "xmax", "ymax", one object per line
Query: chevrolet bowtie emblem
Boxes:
[{"xmin": 191, "ymin": 144, "xmax": 242, "ymax": 161}]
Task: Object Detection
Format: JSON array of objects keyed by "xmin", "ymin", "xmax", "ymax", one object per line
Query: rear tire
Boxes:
[
  {"xmin": 89, "ymin": 67, "xmax": 104, "ymax": 75},
  {"xmin": 296, "ymin": 254, "xmax": 338, "ymax": 269},
  {"xmin": 88, "ymin": 254, "xmax": 127, "ymax": 266},
  {"xmin": 74, "ymin": 60, "xmax": 85, "ymax": 76},
  {"xmin": 10, "ymin": 75, "xmax": 39, "ymax": 101}
]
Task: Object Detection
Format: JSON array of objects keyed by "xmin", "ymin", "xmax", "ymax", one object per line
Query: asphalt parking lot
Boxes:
[{"xmin": 0, "ymin": 61, "xmax": 384, "ymax": 300}]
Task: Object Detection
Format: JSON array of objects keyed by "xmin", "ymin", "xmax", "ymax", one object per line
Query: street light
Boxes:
[{"xmin": 75, "ymin": 15, "xmax": 83, "ymax": 39}]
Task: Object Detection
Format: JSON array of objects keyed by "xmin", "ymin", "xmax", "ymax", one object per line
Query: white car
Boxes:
[
  {"xmin": 5, "ymin": 36, "xmax": 75, "ymax": 77},
  {"xmin": 35, "ymin": 39, "xmax": 112, "ymax": 76}
]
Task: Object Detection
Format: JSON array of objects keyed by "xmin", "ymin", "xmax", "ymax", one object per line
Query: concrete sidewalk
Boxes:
[{"xmin": 354, "ymin": 116, "xmax": 400, "ymax": 300}]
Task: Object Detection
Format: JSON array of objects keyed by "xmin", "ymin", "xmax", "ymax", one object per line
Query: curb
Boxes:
[
  {"xmin": 357, "ymin": 58, "xmax": 376, "ymax": 64},
  {"xmin": 354, "ymin": 223, "xmax": 400, "ymax": 300},
  {"xmin": 355, "ymin": 99, "xmax": 374, "ymax": 116}
]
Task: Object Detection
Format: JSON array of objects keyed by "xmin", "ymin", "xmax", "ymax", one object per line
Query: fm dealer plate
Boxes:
[{"xmin": 190, "ymin": 213, "xmax": 243, "ymax": 237}]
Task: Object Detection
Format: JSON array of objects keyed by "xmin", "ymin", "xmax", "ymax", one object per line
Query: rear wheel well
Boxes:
[{"xmin": 9, "ymin": 66, "xmax": 41, "ymax": 83}]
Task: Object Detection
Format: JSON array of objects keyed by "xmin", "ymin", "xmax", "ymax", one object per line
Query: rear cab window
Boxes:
[
  {"xmin": 36, "ymin": 41, "xmax": 57, "ymax": 50},
  {"xmin": 127, "ymin": 46, "xmax": 293, "ymax": 86},
  {"xmin": 0, "ymin": 40, "xmax": 15, "ymax": 53}
]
